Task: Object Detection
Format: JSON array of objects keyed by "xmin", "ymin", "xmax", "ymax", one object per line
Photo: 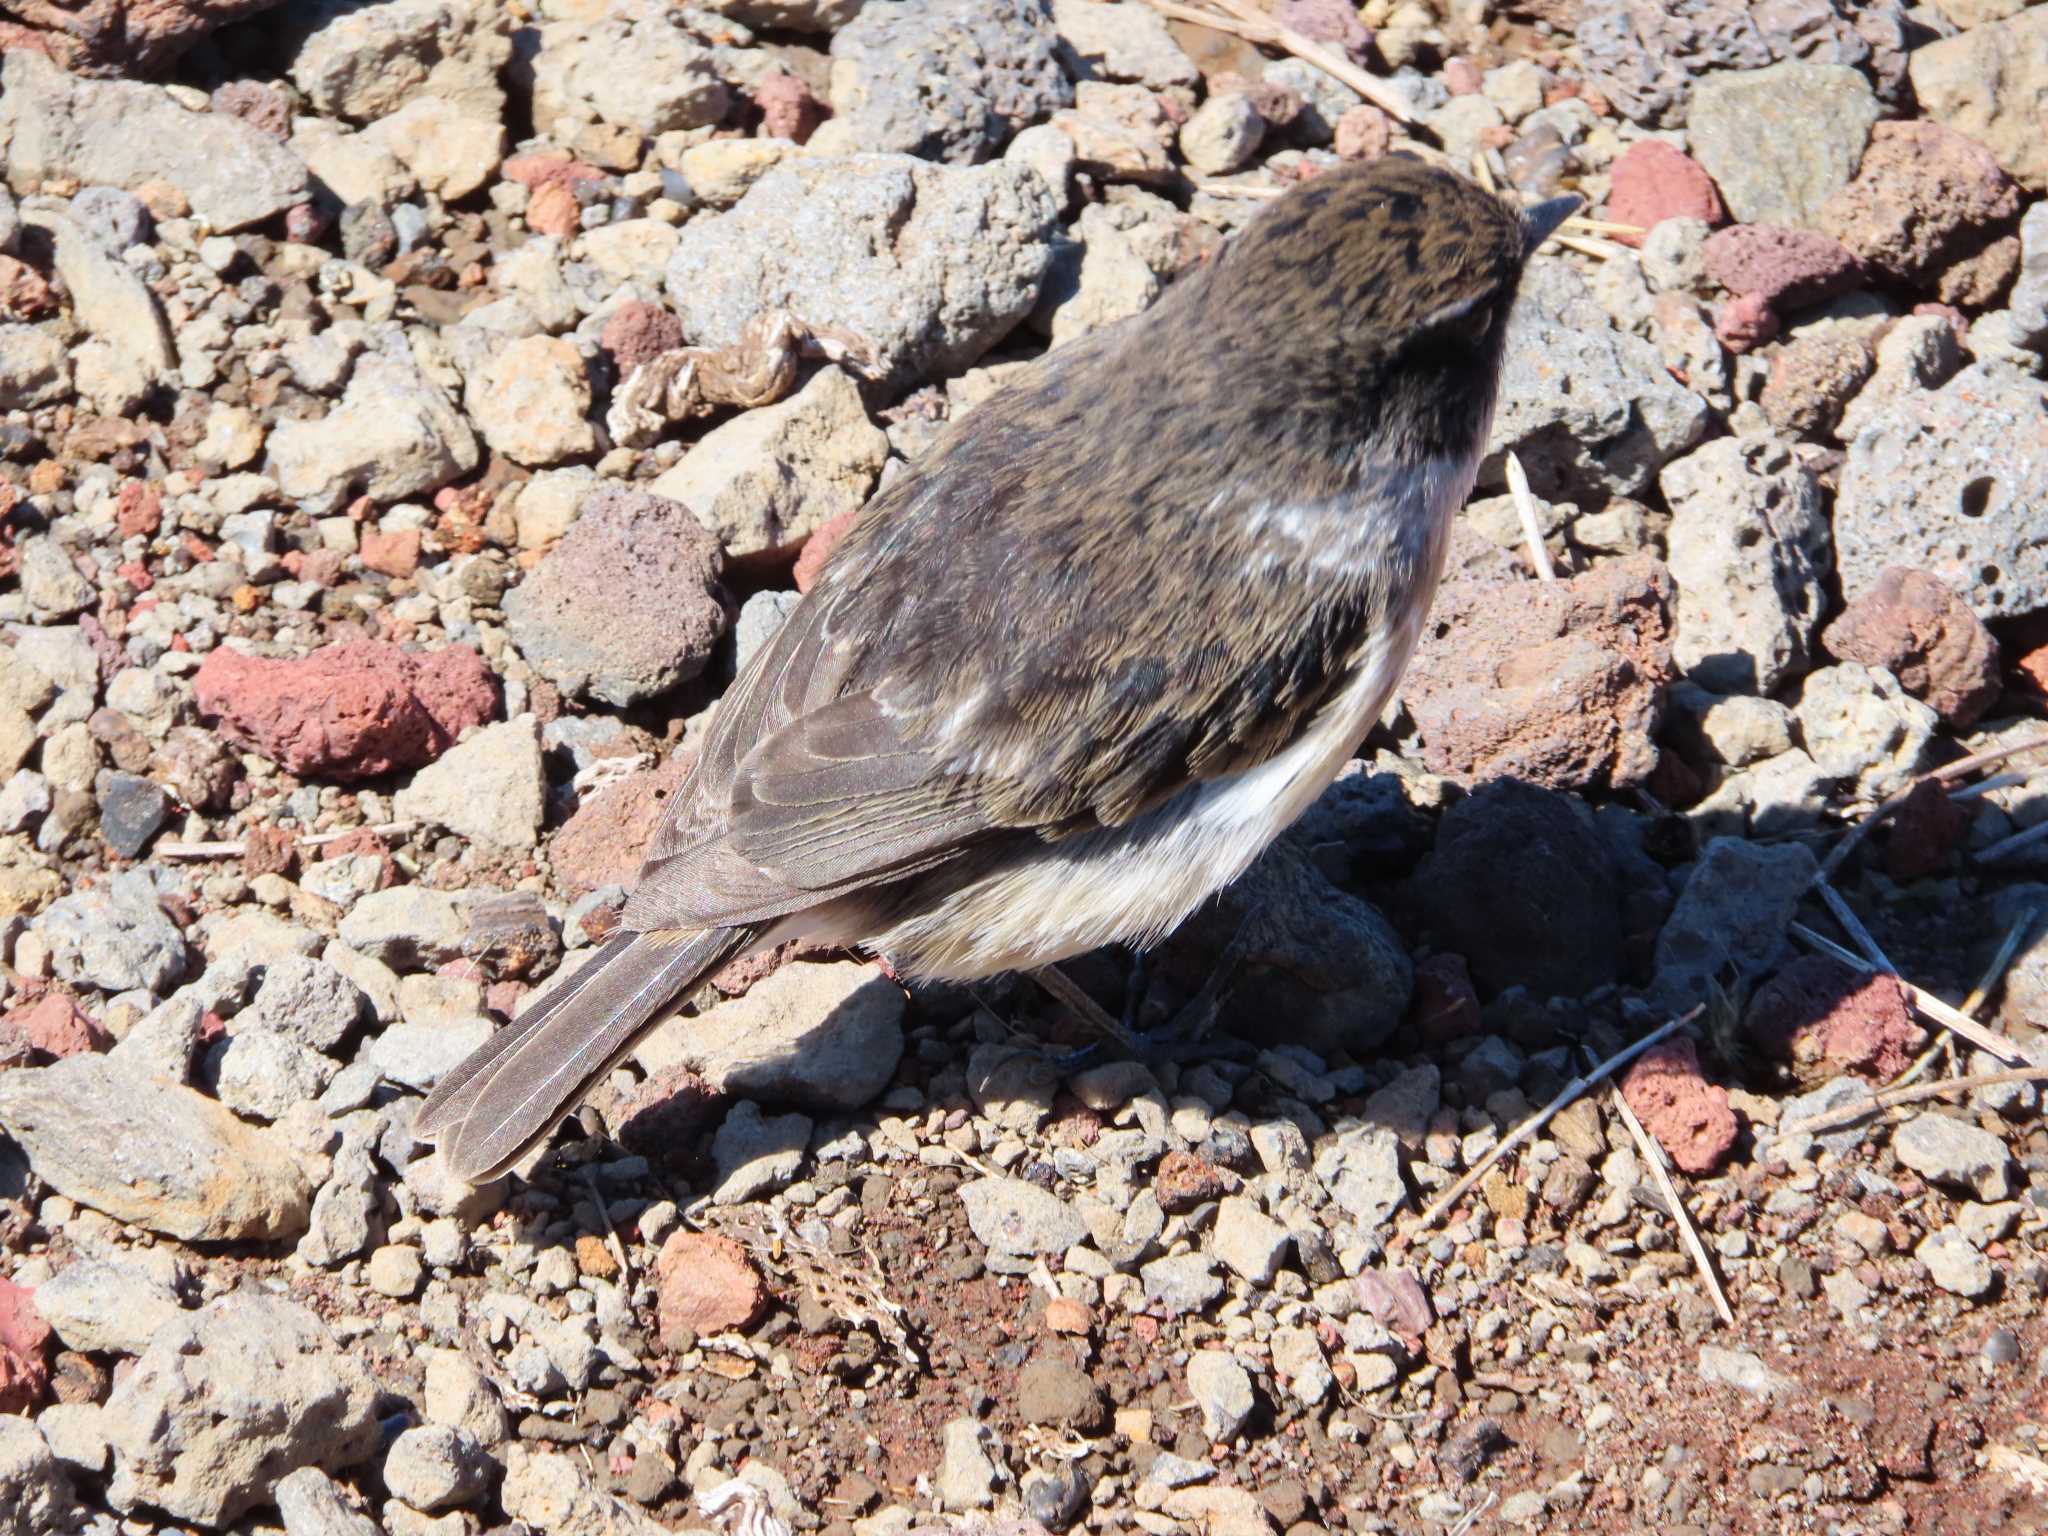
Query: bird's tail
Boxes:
[{"xmin": 414, "ymin": 927, "xmax": 748, "ymax": 1182}]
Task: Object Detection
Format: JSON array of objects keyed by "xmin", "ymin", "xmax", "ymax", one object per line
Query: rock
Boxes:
[
  {"xmin": 1606, "ymin": 140, "xmax": 1723, "ymax": 241},
  {"xmin": 1660, "ymin": 435, "xmax": 1831, "ymax": 695},
  {"xmin": 0, "ymin": 52, "xmax": 307, "ymax": 231},
  {"xmin": 363, "ymin": 95, "xmax": 503, "ymax": 201},
  {"xmin": 709, "ymin": 1100, "xmax": 811, "ymax": 1205},
  {"xmin": 267, "ymin": 329, "xmax": 478, "ymax": 514},
  {"xmin": 1016, "ymin": 1358, "xmax": 1106, "ymax": 1432},
  {"xmin": 381, "ymin": 1426, "xmax": 491, "ymax": 1512},
  {"xmin": 817, "ymin": 0, "xmax": 1071, "ymax": 164},
  {"xmin": 550, "ymin": 753, "xmax": 688, "ymax": 895},
  {"xmin": 1688, "ymin": 60, "xmax": 1879, "ymax": 226},
  {"xmin": 1619, "ymin": 1036, "xmax": 1738, "ymax": 1174},
  {"xmin": 196, "ymin": 640, "xmax": 494, "ymax": 781},
  {"xmin": 0, "ymin": 992, "xmax": 109, "ymax": 1062},
  {"xmin": 1031, "ymin": 202, "xmax": 1162, "ymax": 346},
  {"xmin": 1792, "ymin": 663, "xmax": 1938, "ymax": 801},
  {"xmin": 1140, "ymin": 1253, "xmax": 1224, "ymax": 1313},
  {"xmin": 501, "ymin": 1444, "xmax": 671, "ymax": 1536},
  {"xmin": 0, "ymin": 323, "xmax": 70, "ymax": 408},
  {"xmin": 1210, "ymin": 1196, "xmax": 1291, "ymax": 1286},
  {"xmin": 1884, "ymin": 777, "xmax": 1971, "ymax": 882},
  {"xmin": 469, "ymin": 335, "xmax": 595, "ymax": 466},
  {"xmin": 1820, "ymin": 120, "xmax": 2021, "ymax": 287},
  {"xmin": 1053, "ymin": 0, "xmax": 1198, "ymax": 88},
  {"xmin": 503, "ymin": 488, "xmax": 728, "ymax": 708},
  {"xmin": 959, "ymin": 1176, "xmax": 1086, "ymax": 1255},
  {"xmin": 0, "ymin": 1417, "xmax": 72, "ymax": 1536},
  {"xmin": 2012, "ymin": 203, "xmax": 2048, "ymax": 352},
  {"xmin": 1833, "ymin": 365, "xmax": 2048, "ymax": 619},
  {"xmin": 637, "ymin": 959, "xmax": 905, "ymax": 1113},
  {"xmin": 97, "ymin": 771, "xmax": 170, "ymax": 858},
  {"xmin": 274, "ymin": 1466, "xmax": 382, "ymax": 1536},
  {"xmin": 1054, "ymin": 79, "xmax": 1177, "ymax": 184},
  {"xmin": 1314, "ymin": 1125, "xmax": 1406, "ymax": 1233},
  {"xmin": 1186, "ymin": 1350, "xmax": 1255, "ymax": 1441},
  {"xmin": 394, "ymin": 715, "xmax": 545, "ymax": 852},
  {"xmin": 1700, "ymin": 225, "xmax": 1864, "ymax": 309},
  {"xmin": 1698, "ymin": 1344, "xmax": 1797, "ymax": 1399},
  {"xmin": 1404, "ymin": 555, "xmax": 1674, "ymax": 792},
  {"xmin": 1893, "ymin": 1112, "xmax": 2013, "ymax": 1200},
  {"xmin": 654, "ymin": 1231, "xmax": 768, "ymax": 1343},
  {"xmin": 101, "ymin": 1293, "xmax": 380, "ymax": 1525},
  {"xmin": 600, "ymin": 301, "xmax": 684, "ymax": 375},
  {"xmin": 365, "ymin": 1016, "xmax": 494, "ymax": 1092},
  {"xmin": 365, "ymin": 1243, "xmax": 423, "ymax": 1299},
  {"xmin": 422, "ymin": 1349, "xmax": 509, "ymax": 1448},
  {"xmin": 1651, "ymin": 837, "xmax": 1817, "ymax": 1015},
  {"xmin": 666, "ymin": 154, "xmax": 1058, "ymax": 393},
  {"xmin": 1745, "ymin": 956, "xmax": 1923, "ymax": 1087},
  {"xmin": 214, "ymin": 1027, "xmax": 338, "ymax": 1121},
  {"xmin": 1179, "ymin": 92, "xmax": 1264, "ymax": 176},
  {"xmin": 936, "ymin": 1419, "xmax": 1001, "ymax": 1511},
  {"xmin": 1822, "ymin": 568, "xmax": 2000, "ymax": 729},
  {"xmin": 1154, "ymin": 839, "xmax": 1409, "ymax": 1058},
  {"xmin": 37, "ymin": 870, "xmax": 186, "ymax": 993},
  {"xmin": 283, "ymin": 0, "xmax": 510, "ymax": 124},
  {"xmin": 1414, "ymin": 780, "xmax": 1654, "ymax": 999},
  {"xmin": 648, "ymin": 367, "xmax": 888, "ymax": 564},
  {"xmin": 1909, "ymin": 7, "xmax": 2048, "ymax": 191},
  {"xmin": 528, "ymin": 13, "xmax": 728, "ymax": 138},
  {"xmin": 1834, "ymin": 315, "xmax": 1964, "ymax": 444},
  {"xmin": 0, "ymin": 1278, "xmax": 49, "ymax": 1414},
  {"xmin": 1918, "ymin": 1225, "xmax": 1996, "ymax": 1298},
  {"xmin": 336, "ymin": 886, "xmax": 468, "ymax": 969},
  {"xmin": 1483, "ymin": 260, "xmax": 1710, "ymax": 500},
  {"xmin": 248, "ymin": 954, "xmax": 365, "ymax": 1053},
  {"xmin": 32, "ymin": 1257, "xmax": 184, "ymax": 1356},
  {"xmin": 20, "ymin": 207, "xmax": 175, "ymax": 395}
]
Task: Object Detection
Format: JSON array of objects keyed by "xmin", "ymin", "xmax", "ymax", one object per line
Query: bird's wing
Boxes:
[{"xmin": 621, "ymin": 316, "xmax": 1395, "ymax": 936}]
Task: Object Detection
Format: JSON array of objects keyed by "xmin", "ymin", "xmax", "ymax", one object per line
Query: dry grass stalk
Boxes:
[
  {"xmin": 1033, "ymin": 964, "xmax": 1141, "ymax": 1050},
  {"xmin": 1608, "ymin": 1085, "xmax": 1734, "ymax": 1327},
  {"xmin": 1976, "ymin": 818, "xmax": 2048, "ymax": 865},
  {"xmin": 157, "ymin": 820, "xmax": 416, "ymax": 859},
  {"xmin": 1406, "ymin": 1008, "xmax": 1701, "ymax": 1236},
  {"xmin": 1504, "ymin": 450, "xmax": 1555, "ymax": 581},
  {"xmin": 1815, "ymin": 735, "xmax": 2048, "ymax": 884},
  {"xmin": 1812, "ymin": 874, "xmax": 1891, "ymax": 971},
  {"xmin": 1790, "ymin": 922, "xmax": 2027, "ymax": 1064},
  {"xmin": 1140, "ymin": 0, "xmax": 1416, "ymax": 122},
  {"xmin": 1779, "ymin": 1064, "xmax": 2048, "ymax": 1137}
]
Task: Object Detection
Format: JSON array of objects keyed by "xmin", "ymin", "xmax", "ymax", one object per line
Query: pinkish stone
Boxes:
[
  {"xmin": 1822, "ymin": 566, "xmax": 2002, "ymax": 727},
  {"xmin": 0, "ymin": 992, "xmax": 111, "ymax": 1062},
  {"xmin": 1820, "ymin": 120, "xmax": 2021, "ymax": 286},
  {"xmin": 1408, "ymin": 952, "xmax": 1482, "ymax": 1043},
  {"xmin": 654, "ymin": 1232, "xmax": 767, "ymax": 1344},
  {"xmin": 793, "ymin": 504, "xmax": 860, "ymax": 594},
  {"xmin": 0, "ymin": 1277, "xmax": 50, "ymax": 1413},
  {"xmin": 600, "ymin": 300, "xmax": 685, "ymax": 374},
  {"xmin": 1619, "ymin": 1036, "xmax": 1738, "ymax": 1174},
  {"xmin": 1702, "ymin": 224, "xmax": 1863, "ymax": 309},
  {"xmin": 753, "ymin": 70, "xmax": 824, "ymax": 144},
  {"xmin": 194, "ymin": 640, "xmax": 497, "ymax": 781},
  {"xmin": 1714, "ymin": 292, "xmax": 1778, "ymax": 353},
  {"xmin": 1607, "ymin": 140, "xmax": 1724, "ymax": 245},
  {"xmin": 1745, "ymin": 956, "xmax": 1925, "ymax": 1086}
]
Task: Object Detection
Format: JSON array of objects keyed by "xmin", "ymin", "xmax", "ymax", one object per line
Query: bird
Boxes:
[{"xmin": 417, "ymin": 155, "xmax": 1582, "ymax": 1182}]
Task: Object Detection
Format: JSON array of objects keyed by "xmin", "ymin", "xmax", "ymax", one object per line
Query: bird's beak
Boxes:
[{"xmin": 1522, "ymin": 194, "xmax": 1583, "ymax": 258}]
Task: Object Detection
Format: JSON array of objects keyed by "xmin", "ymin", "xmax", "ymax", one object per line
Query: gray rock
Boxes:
[
  {"xmin": 734, "ymin": 590, "xmax": 804, "ymax": 676},
  {"xmin": 2012, "ymin": 203, "xmax": 2048, "ymax": 354},
  {"xmin": 211, "ymin": 1026, "xmax": 339, "ymax": 1121},
  {"xmin": 273, "ymin": 1467, "xmax": 383, "ymax": 1536},
  {"xmin": 16, "ymin": 536, "xmax": 94, "ymax": 620},
  {"xmin": 366, "ymin": 1017, "xmax": 495, "ymax": 1092},
  {"xmin": 35, "ymin": 1402, "xmax": 107, "ymax": 1480},
  {"xmin": 1792, "ymin": 663, "xmax": 1937, "ymax": 802},
  {"xmin": 0, "ymin": 1054, "xmax": 311, "ymax": 1241},
  {"xmin": 1651, "ymin": 837, "xmax": 1817, "ymax": 1015},
  {"xmin": 819, "ymin": 0, "xmax": 1071, "ymax": 164},
  {"xmin": 1315, "ymin": 1125, "xmax": 1407, "ymax": 1233},
  {"xmin": 1264, "ymin": 56, "xmax": 1365, "ymax": 144},
  {"xmin": 37, "ymin": 869, "xmax": 187, "ymax": 994},
  {"xmin": 500, "ymin": 1444, "xmax": 671, "ymax": 1536},
  {"xmin": 381, "ymin": 1425, "xmax": 491, "ymax": 1511},
  {"xmin": 268, "ymin": 326, "xmax": 479, "ymax": 516},
  {"xmin": 394, "ymin": 714, "xmax": 546, "ymax": 851},
  {"xmin": 709, "ymin": 1100, "xmax": 811, "ymax": 1204},
  {"xmin": 0, "ymin": 1418, "xmax": 74, "ymax": 1536},
  {"xmin": 637, "ymin": 959, "xmax": 905, "ymax": 1113},
  {"xmin": 97, "ymin": 771, "xmax": 171, "ymax": 858},
  {"xmin": 19, "ymin": 205, "xmax": 176, "ymax": 398},
  {"xmin": 1178, "ymin": 92, "xmax": 1264, "ymax": 177},
  {"xmin": 648, "ymin": 367, "xmax": 888, "ymax": 563},
  {"xmin": 336, "ymin": 886, "xmax": 468, "ymax": 969},
  {"xmin": 0, "ymin": 52, "xmax": 308, "ymax": 231},
  {"xmin": 1661, "ymin": 435, "xmax": 1832, "ymax": 695},
  {"xmin": 31, "ymin": 1256, "xmax": 185, "ymax": 1355},
  {"xmin": 0, "ymin": 184, "xmax": 15, "ymax": 255},
  {"xmin": 1482, "ymin": 260, "xmax": 1710, "ymax": 500},
  {"xmin": 248, "ymin": 954, "xmax": 365, "ymax": 1053},
  {"xmin": 1688, "ymin": 61, "xmax": 1879, "ymax": 227},
  {"xmin": 0, "ymin": 324, "xmax": 70, "ymax": 409},
  {"xmin": 298, "ymin": 1137, "xmax": 384, "ymax": 1269},
  {"xmin": 1210, "ymin": 1195, "xmax": 1291, "ymax": 1286},
  {"xmin": 1697, "ymin": 1344, "xmax": 1796, "ymax": 1399},
  {"xmin": 1186, "ymin": 1349, "xmax": 1255, "ymax": 1441},
  {"xmin": 68, "ymin": 186, "xmax": 149, "ymax": 254},
  {"xmin": 102, "ymin": 1293, "xmax": 381, "ymax": 1526},
  {"xmin": 666, "ymin": 153, "xmax": 1058, "ymax": 393},
  {"xmin": 1834, "ymin": 364, "xmax": 2048, "ymax": 620},
  {"xmin": 1917, "ymin": 1225, "xmax": 1996, "ymax": 1299},
  {"xmin": 958, "ymin": 1175, "xmax": 1086, "ymax": 1255},
  {"xmin": 1140, "ymin": 1252, "xmax": 1224, "ymax": 1313},
  {"xmin": 282, "ymin": 0, "xmax": 510, "ymax": 125},
  {"xmin": 528, "ymin": 12, "xmax": 728, "ymax": 138},
  {"xmin": 1052, "ymin": 0, "xmax": 1198, "ymax": 88},
  {"xmin": 1893, "ymin": 1112, "xmax": 2013, "ymax": 1201},
  {"xmin": 502, "ymin": 488, "xmax": 729, "ymax": 708},
  {"xmin": 936, "ymin": 1418, "xmax": 1002, "ymax": 1511}
]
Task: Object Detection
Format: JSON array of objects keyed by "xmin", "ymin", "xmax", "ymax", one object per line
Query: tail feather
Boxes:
[{"xmin": 416, "ymin": 927, "xmax": 747, "ymax": 1182}]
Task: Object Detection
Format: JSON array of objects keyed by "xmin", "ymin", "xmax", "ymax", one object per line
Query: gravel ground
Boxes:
[{"xmin": 2, "ymin": 2, "xmax": 2048, "ymax": 1534}]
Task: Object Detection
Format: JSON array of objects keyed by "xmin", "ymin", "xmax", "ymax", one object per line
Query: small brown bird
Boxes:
[{"xmin": 419, "ymin": 157, "xmax": 1580, "ymax": 1181}]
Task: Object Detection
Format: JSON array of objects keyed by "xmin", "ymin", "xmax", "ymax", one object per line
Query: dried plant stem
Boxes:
[
  {"xmin": 156, "ymin": 821, "xmax": 416, "ymax": 859},
  {"xmin": 1977, "ymin": 818, "xmax": 2048, "ymax": 865},
  {"xmin": 1504, "ymin": 451, "xmax": 1555, "ymax": 581},
  {"xmin": 1140, "ymin": 0, "xmax": 1416, "ymax": 123},
  {"xmin": 1033, "ymin": 965, "xmax": 1139, "ymax": 1050},
  {"xmin": 1548, "ymin": 233, "xmax": 1623, "ymax": 261},
  {"xmin": 1962, "ymin": 906, "xmax": 2040, "ymax": 1018},
  {"xmin": 1780, "ymin": 1065, "xmax": 2048, "ymax": 1137},
  {"xmin": 1813, "ymin": 874, "xmax": 1891, "ymax": 972},
  {"xmin": 1790, "ymin": 923, "xmax": 2027, "ymax": 1064},
  {"xmin": 1408, "ymin": 1008, "xmax": 1701, "ymax": 1235},
  {"xmin": 1563, "ymin": 216, "xmax": 1646, "ymax": 237},
  {"xmin": 1815, "ymin": 735, "xmax": 2048, "ymax": 884},
  {"xmin": 1609, "ymin": 1085, "xmax": 1734, "ymax": 1327}
]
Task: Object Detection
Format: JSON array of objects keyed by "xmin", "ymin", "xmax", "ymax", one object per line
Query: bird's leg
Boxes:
[{"xmin": 1035, "ymin": 965, "xmax": 1139, "ymax": 1072}]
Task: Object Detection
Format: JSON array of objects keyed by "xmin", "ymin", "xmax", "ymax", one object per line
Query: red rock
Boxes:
[
  {"xmin": 0, "ymin": 1277, "xmax": 50, "ymax": 1414},
  {"xmin": 549, "ymin": 752, "xmax": 690, "ymax": 895},
  {"xmin": 194, "ymin": 639, "xmax": 497, "ymax": 781},
  {"xmin": 0, "ymin": 0, "xmax": 279, "ymax": 76},
  {"xmin": 210, "ymin": 79, "xmax": 290, "ymax": 140},
  {"xmin": 1407, "ymin": 953, "xmax": 1481, "ymax": 1043},
  {"xmin": 0, "ymin": 256, "xmax": 58, "ymax": 320},
  {"xmin": 1333, "ymin": 104, "xmax": 1393, "ymax": 161},
  {"xmin": 753, "ymin": 70, "xmax": 824, "ymax": 144},
  {"xmin": 1443, "ymin": 57, "xmax": 1483, "ymax": 94},
  {"xmin": 1744, "ymin": 956, "xmax": 1925, "ymax": 1087},
  {"xmin": 1820, "ymin": 120, "xmax": 2021, "ymax": 287},
  {"xmin": 616, "ymin": 1063, "xmax": 724, "ymax": 1160},
  {"xmin": 654, "ymin": 1231, "xmax": 768, "ymax": 1344},
  {"xmin": 1607, "ymin": 140, "xmax": 1724, "ymax": 245},
  {"xmin": 1208, "ymin": 72, "xmax": 1301, "ymax": 129},
  {"xmin": 1273, "ymin": 0, "xmax": 1372, "ymax": 61},
  {"xmin": 285, "ymin": 200, "xmax": 333, "ymax": 244},
  {"xmin": 1402, "ymin": 555, "xmax": 1675, "ymax": 792},
  {"xmin": 1154, "ymin": 1149, "xmax": 1239, "ymax": 1213},
  {"xmin": 792, "ymin": 505, "xmax": 860, "ymax": 594},
  {"xmin": 0, "ymin": 991, "xmax": 111, "ymax": 1062},
  {"xmin": 525, "ymin": 181, "xmax": 582, "ymax": 238},
  {"xmin": 115, "ymin": 480, "xmax": 161, "ymax": 538},
  {"xmin": 1619, "ymin": 1036, "xmax": 1737, "ymax": 1174},
  {"xmin": 1353, "ymin": 1268, "xmax": 1431, "ymax": 1340},
  {"xmin": 600, "ymin": 301, "xmax": 685, "ymax": 374},
  {"xmin": 1714, "ymin": 292, "xmax": 1778, "ymax": 353},
  {"xmin": 1043, "ymin": 1297, "xmax": 1093, "ymax": 1335},
  {"xmin": 1937, "ymin": 231, "xmax": 2020, "ymax": 309},
  {"xmin": 1701, "ymin": 224, "xmax": 1863, "ymax": 309},
  {"xmin": 240, "ymin": 823, "xmax": 297, "ymax": 880},
  {"xmin": 1884, "ymin": 779, "xmax": 1970, "ymax": 884},
  {"xmin": 502, "ymin": 153, "xmax": 607, "ymax": 193},
  {"xmin": 1821, "ymin": 566, "xmax": 2002, "ymax": 727},
  {"xmin": 360, "ymin": 527, "xmax": 422, "ymax": 579}
]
